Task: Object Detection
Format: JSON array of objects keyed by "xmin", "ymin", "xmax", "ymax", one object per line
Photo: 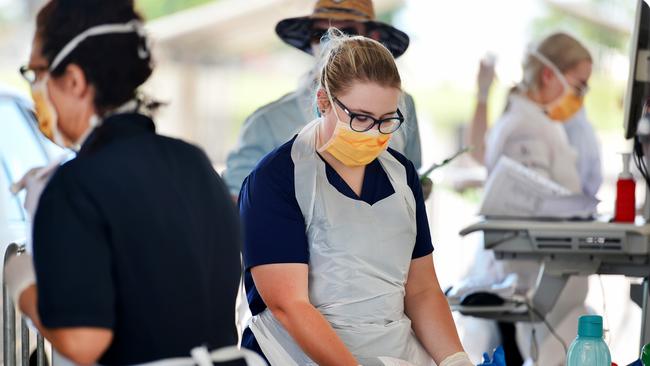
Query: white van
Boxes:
[{"xmin": 0, "ymin": 84, "xmax": 61, "ymax": 365}]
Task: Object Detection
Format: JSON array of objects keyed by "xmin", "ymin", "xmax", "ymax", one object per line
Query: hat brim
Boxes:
[{"xmin": 275, "ymin": 16, "xmax": 410, "ymax": 58}]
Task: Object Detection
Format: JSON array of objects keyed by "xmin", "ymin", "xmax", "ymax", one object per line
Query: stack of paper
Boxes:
[{"xmin": 479, "ymin": 156, "xmax": 599, "ymax": 219}]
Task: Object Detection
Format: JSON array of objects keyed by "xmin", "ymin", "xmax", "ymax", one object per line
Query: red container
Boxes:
[{"xmin": 614, "ymin": 178, "xmax": 636, "ymax": 222}]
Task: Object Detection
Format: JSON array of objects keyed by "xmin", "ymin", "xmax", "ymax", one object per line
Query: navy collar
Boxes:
[{"xmin": 78, "ymin": 113, "xmax": 156, "ymax": 156}]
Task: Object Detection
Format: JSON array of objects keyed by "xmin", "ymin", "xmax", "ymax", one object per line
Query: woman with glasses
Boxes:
[
  {"xmin": 485, "ymin": 32, "xmax": 593, "ymax": 194},
  {"xmin": 4, "ymin": 0, "xmax": 251, "ymax": 365},
  {"xmin": 223, "ymin": 0, "xmax": 423, "ymax": 204},
  {"xmin": 468, "ymin": 32, "xmax": 596, "ymax": 366},
  {"xmin": 467, "ymin": 40, "xmax": 601, "ymax": 198},
  {"xmin": 238, "ymin": 29, "xmax": 472, "ymax": 366}
]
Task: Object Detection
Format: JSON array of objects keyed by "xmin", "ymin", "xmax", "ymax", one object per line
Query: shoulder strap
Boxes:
[
  {"xmin": 290, "ymin": 119, "xmax": 322, "ymax": 230},
  {"xmin": 378, "ymin": 150, "xmax": 416, "ymax": 216}
]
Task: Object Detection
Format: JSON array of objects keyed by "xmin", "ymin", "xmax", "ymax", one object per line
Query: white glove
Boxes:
[
  {"xmin": 477, "ymin": 55, "xmax": 496, "ymax": 103},
  {"xmin": 10, "ymin": 155, "xmax": 64, "ymax": 220},
  {"xmin": 440, "ymin": 352, "xmax": 473, "ymax": 366},
  {"xmin": 4, "ymin": 253, "xmax": 36, "ymax": 304}
]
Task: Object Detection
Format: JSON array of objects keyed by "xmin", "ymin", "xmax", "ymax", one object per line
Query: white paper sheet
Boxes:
[{"xmin": 480, "ymin": 156, "xmax": 599, "ymax": 219}]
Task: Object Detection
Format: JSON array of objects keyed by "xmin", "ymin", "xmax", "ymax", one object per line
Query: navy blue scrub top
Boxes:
[
  {"xmin": 239, "ymin": 136, "xmax": 434, "ymax": 354},
  {"xmin": 33, "ymin": 113, "xmax": 244, "ymax": 366}
]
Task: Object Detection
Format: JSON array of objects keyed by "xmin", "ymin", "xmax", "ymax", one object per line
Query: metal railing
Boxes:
[{"xmin": 3, "ymin": 243, "xmax": 48, "ymax": 366}]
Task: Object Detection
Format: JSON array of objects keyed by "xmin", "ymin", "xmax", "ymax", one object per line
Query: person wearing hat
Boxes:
[
  {"xmin": 223, "ymin": 0, "xmax": 423, "ymax": 200},
  {"xmin": 238, "ymin": 28, "xmax": 473, "ymax": 366}
]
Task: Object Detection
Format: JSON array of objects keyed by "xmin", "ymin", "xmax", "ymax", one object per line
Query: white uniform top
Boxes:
[{"xmin": 485, "ymin": 93, "xmax": 582, "ymax": 194}]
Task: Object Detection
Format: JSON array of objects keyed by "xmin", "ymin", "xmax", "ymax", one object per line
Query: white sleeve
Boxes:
[
  {"xmin": 550, "ymin": 139, "xmax": 582, "ymax": 194},
  {"xmin": 501, "ymin": 136, "xmax": 553, "ymax": 181}
]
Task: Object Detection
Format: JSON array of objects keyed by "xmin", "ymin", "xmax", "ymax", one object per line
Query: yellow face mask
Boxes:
[
  {"xmin": 31, "ymin": 76, "xmax": 72, "ymax": 147},
  {"xmin": 546, "ymin": 90, "xmax": 584, "ymax": 122},
  {"xmin": 318, "ymin": 121, "xmax": 392, "ymax": 166},
  {"xmin": 529, "ymin": 50, "xmax": 587, "ymax": 122}
]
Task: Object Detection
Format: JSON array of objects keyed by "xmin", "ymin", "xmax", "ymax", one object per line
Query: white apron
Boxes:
[{"xmin": 249, "ymin": 119, "xmax": 433, "ymax": 366}]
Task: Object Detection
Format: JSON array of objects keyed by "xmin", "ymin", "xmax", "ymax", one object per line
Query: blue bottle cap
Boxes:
[
  {"xmin": 642, "ymin": 343, "xmax": 650, "ymax": 365},
  {"xmin": 578, "ymin": 315, "xmax": 603, "ymax": 338}
]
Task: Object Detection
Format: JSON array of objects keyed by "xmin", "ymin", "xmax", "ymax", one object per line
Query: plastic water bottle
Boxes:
[
  {"xmin": 566, "ymin": 315, "xmax": 611, "ymax": 366},
  {"xmin": 642, "ymin": 343, "xmax": 650, "ymax": 365}
]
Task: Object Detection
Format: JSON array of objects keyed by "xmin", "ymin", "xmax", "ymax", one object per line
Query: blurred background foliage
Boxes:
[{"xmin": 137, "ymin": 0, "xmax": 219, "ymax": 20}]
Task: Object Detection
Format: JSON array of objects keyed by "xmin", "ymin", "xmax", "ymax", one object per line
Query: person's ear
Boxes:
[
  {"xmin": 61, "ymin": 63, "xmax": 90, "ymax": 99},
  {"xmin": 540, "ymin": 66, "xmax": 555, "ymax": 88},
  {"xmin": 316, "ymin": 88, "xmax": 331, "ymax": 114}
]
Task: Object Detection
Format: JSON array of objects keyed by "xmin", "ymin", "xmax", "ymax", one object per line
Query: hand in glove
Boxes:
[
  {"xmin": 477, "ymin": 55, "xmax": 496, "ymax": 103},
  {"xmin": 440, "ymin": 352, "xmax": 474, "ymax": 366},
  {"xmin": 4, "ymin": 253, "xmax": 36, "ymax": 305},
  {"xmin": 11, "ymin": 155, "xmax": 65, "ymax": 220}
]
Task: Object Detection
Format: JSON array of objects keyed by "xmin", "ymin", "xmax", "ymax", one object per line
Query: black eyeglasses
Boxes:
[
  {"xmin": 572, "ymin": 81, "xmax": 589, "ymax": 97},
  {"xmin": 333, "ymin": 97, "xmax": 404, "ymax": 134},
  {"xmin": 310, "ymin": 26, "xmax": 361, "ymax": 44},
  {"xmin": 19, "ymin": 65, "xmax": 48, "ymax": 85}
]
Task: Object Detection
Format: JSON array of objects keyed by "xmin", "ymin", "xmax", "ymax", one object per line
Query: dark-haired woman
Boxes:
[{"xmin": 3, "ymin": 1, "xmax": 253, "ymax": 365}]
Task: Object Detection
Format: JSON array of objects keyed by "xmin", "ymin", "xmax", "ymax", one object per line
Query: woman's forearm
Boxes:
[
  {"xmin": 405, "ymin": 287, "xmax": 464, "ymax": 363},
  {"xmin": 468, "ymin": 101, "xmax": 488, "ymax": 164},
  {"xmin": 19, "ymin": 285, "xmax": 112, "ymax": 365},
  {"xmin": 19, "ymin": 285, "xmax": 48, "ymax": 336},
  {"xmin": 270, "ymin": 301, "xmax": 358, "ymax": 366}
]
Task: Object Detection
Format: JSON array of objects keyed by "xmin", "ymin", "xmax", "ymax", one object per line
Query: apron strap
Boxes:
[
  {"xmin": 125, "ymin": 346, "xmax": 267, "ymax": 366},
  {"xmin": 377, "ymin": 151, "xmax": 416, "ymax": 217},
  {"xmin": 291, "ymin": 119, "xmax": 322, "ymax": 229}
]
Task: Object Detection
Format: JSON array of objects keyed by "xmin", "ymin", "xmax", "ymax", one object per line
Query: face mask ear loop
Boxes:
[
  {"xmin": 317, "ymin": 68, "xmax": 340, "ymax": 154},
  {"xmin": 133, "ymin": 21, "xmax": 150, "ymax": 60},
  {"xmin": 529, "ymin": 49, "xmax": 572, "ymax": 95},
  {"xmin": 322, "ymin": 55, "xmax": 343, "ymax": 124},
  {"xmin": 50, "ymin": 20, "xmax": 146, "ymax": 71}
]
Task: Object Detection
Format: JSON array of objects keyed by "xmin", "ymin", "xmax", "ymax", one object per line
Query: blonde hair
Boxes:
[
  {"xmin": 317, "ymin": 28, "xmax": 401, "ymax": 99},
  {"xmin": 521, "ymin": 32, "xmax": 592, "ymax": 92}
]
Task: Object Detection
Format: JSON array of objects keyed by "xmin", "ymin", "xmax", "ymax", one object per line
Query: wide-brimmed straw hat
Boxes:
[{"xmin": 275, "ymin": 0, "xmax": 410, "ymax": 58}]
